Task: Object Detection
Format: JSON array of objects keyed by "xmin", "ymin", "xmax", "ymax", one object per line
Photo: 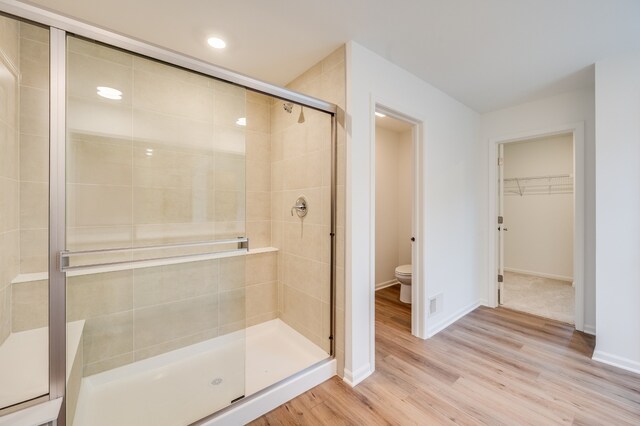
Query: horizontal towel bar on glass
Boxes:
[{"xmin": 60, "ymin": 237, "xmax": 249, "ymax": 273}]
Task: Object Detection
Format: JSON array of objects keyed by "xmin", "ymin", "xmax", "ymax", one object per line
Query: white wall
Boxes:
[
  {"xmin": 480, "ymin": 87, "xmax": 595, "ymax": 333},
  {"xmin": 346, "ymin": 41, "xmax": 483, "ymax": 385},
  {"xmin": 593, "ymin": 52, "xmax": 640, "ymax": 374},
  {"xmin": 503, "ymin": 135, "xmax": 574, "ymax": 280},
  {"xmin": 397, "ymin": 130, "xmax": 413, "ymax": 266},
  {"xmin": 375, "ymin": 127, "xmax": 400, "ymax": 286},
  {"xmin": 374, "ymin": 127, "xmax": 411, "ymax": 287}
]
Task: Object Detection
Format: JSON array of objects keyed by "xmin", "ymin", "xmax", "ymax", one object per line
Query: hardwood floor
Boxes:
[{"xmin": 250, "ymin": 285, "xmax": 640, "ymax": 425}]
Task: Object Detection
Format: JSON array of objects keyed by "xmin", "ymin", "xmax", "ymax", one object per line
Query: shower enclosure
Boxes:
[{"xmin": 0, "ymin": 5, "xmax": 336, "ymax": 425}]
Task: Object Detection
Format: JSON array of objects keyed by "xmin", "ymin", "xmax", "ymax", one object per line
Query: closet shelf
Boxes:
[{"xmin": 504, "ymin": 174, "xmax": 573, "ymax": 196}]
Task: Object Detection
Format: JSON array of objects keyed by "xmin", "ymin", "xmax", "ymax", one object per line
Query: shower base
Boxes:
[{"xmin": 72, "ymin": 319, "xmax": 328, "ymax": 426}]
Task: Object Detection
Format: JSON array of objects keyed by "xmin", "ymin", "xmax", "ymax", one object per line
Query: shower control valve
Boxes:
[{"xmin": 290, "ymin": 196, "xmax": 308, "ymax": 218}]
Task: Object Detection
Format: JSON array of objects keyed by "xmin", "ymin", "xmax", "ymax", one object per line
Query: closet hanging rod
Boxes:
[{"xmin": 503, "ymin": 173, "xmax": 572, "ymax": 181}]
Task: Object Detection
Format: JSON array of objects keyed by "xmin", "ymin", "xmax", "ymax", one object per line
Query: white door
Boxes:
[{"xmin": 498, "ymin": 144, "xmax": 505, "ymax": 305}]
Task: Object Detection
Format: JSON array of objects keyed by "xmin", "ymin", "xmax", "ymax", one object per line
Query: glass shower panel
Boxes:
[
  {"xmin": 65, "ymin": 36, "xmax": 246, "ymax": 425},
  {"xmin": 0, "ymin": 17, "xmax": 50, "ymax": 412}
]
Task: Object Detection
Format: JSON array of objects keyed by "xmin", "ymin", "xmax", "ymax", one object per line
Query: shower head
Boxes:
[
  {"xmin": 298, "ymin": 106, "xmax": 305, "ymax": 124},
  {"xmin": 283, "ymin": 102, "xmax": 293, "ymax": 113}
]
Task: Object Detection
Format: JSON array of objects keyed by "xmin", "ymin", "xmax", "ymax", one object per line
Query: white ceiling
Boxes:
[{"xmin": 21, "ymin": 0, "xmax": 640, "ymax": 112}]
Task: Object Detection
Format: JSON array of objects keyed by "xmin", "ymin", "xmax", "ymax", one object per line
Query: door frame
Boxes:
[
  {"xmin": 487, "ymin": 122, "xmax": 585, "ymax": 331},
  {"xmin": 369, "ymin": 99, "xmax": 427, "ymax": 369}
]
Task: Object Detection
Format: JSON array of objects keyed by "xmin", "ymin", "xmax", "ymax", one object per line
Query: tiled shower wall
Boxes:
[
  {"xmin": 18, "ymin": 24, "xmax": 49, "ymax": 275},
  {"xmin": 275, "ymin": 46, "xmax": 346, "ymax": 373},
  {"xmin": 0, "ymin": 20, "xmax": 50, "ymax": 343},
  {"xmin": 0, "ymin": 16, "xmax": 20, "ymax": 345}
]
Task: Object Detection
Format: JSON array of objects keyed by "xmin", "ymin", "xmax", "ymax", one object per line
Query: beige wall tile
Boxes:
[
  {"xmin": 134, "ymin": 223, "xmax": 214, "ymax": 246},
  {"xmin": 133, "ymin": 55, "xmax": 210, "ymax": 88},
  {"xmin": 67, "ymin": 225, "xmax": 133, "ymax": 251},
  {"xmin": 246, "ymin": 131, "xmax": 270, "ymax": 164},
  {"xmin": 213, "ymin": 190, "xmax": 245, "ymax": 223},
  {"xmin": 246, "ymin": 252, "xmax": 277, "ymax": 285},
  {"xmin": 0, "ymin": 178, "xmax": 19, "ymax": 232},
  {"xmin": 82, "ymin": 311, "xmax": 134, "ymax": 365},
  {"xmin": 19, "ymin": 22, "xmax": 49, "ymax": 44},
  {"xmin": 132, "ymin": 108, "xmax": 214, "ymax": 151},
  {"xmin": 19, "ymin": 86, "xmax": 48, "ymax": 137},
  {"xmin": 247, "ymin": 311, "xmax": 277, "ymax": 327},
  {"xmin": 67, "ymin": 51, "xmax": 133, "ymax": 105},
  {"xmin": 246, "ymin": 160, "xmax": 270, "ymax": 192},
  {"xmin": 133, "ymin": 260, "xmax": 218, "ymax": 308},
  {"xmin": 218, "ymin": 320, "xmax": 246, "ymax": 336},
  {"xmin": 19, "ymin": 181, "xmax": 48, "ymax": 229},
  {"xmin": 67, "ymin": 184, "xmax": 132, "ymax": 227},
  {"xmin": 11, "ymin": 279, "xmax": 47, "ymax": 332},
  {"xmin": 246, "ymin": 281, "xmax": 277, "ymax": 319},
  {"xmin": 0, "ymin": 287, "xmax": 9, "ymax": 344},
  {"xmin": 134, "ymin": 294, "xmax": 218, "ymax": 349},
  {"xmin": 271, "ymin": 220, "xmax": 283, "ymax": 248},
  {"xmin": 214, "ymin": 92, "xmax": 246, "ymax": 129},
  {"xmin": 283, "ymin": 222, "xmax": 322, "ymax": 261},
  {"xmin": 133, "ymin": 186, "xmax": 196, "ymax": 224},
  {"xmin": 214, "ymin": 220, "xmax": 245, "ymax": 240},
  {"xmin": 67, "ymin": 271, "xmax": 133, "ymax": 321},
  {"xmin": 246, "ymin": 221, "xmax": 271, "ymax": 248},
  {"xmin": 0, "ymin": 16, "xmax": 19, "ymax": 67},
  {"xmin": 218, "ymin": 289, "xmax": 245, "ymax": 327},
  {"xmin": 214, "ymin": 153, "xmax": 245, "ymax": 191},
  {"xmin": 0, "ymin": 124, "xmax": 19, "ymax": 180},
  {"xmin": 247, "ymin": 191, "xmax": 271, "ymax": 221},
  {"xmin": 19, "ymin": 36, "xmax": 49, "ymax": 90},
  {"xmin": 0, "ymin": 231, "xmax": 19, "ymax": 283},
  {"xmin": 68, "ymin": 37, "xmax": 132, "ymax": 67},
  {"xmin": 84, "ymin": 352, "xmax": 134, "ymax": 377},
  {"xmin": 246, "ymin": 100, "xmax": 270, "ymax": 133},
  {"xmin": 19, "ymin": 134, "xmax": 48, "ymax": 183},
  {"xmin": 133, "ymin": 68, "xmax": 214, "ymax": 121},
  {"xmin": 246, "ymin": 91, "xmax": 271, "ymax": 106},
  {"xmin": 68, "ymin": 136, "xmax": 132, "ymax": 185},
  {"xmin": 283, "ymin": 253, "xmax": 322, "ymax": 300},
  {"xmin": 214, "ymin": 125, "xmax": 246, "ymax": 155},
  {"xmin": 20, "ymin": 229, "xmax": 47, "ymax": 273},
  {"xmin": 271, "ymin": 161, "xmax": 283, "ymax": 191}
]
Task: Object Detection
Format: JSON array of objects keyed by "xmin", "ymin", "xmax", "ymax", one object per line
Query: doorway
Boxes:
[
  {"xmin": 498, "ymin": 133, "xmax": 576, "ymax": 324},
  {"xmin": 373, "ymin": 110, "xmax": 415, "ymax": 338}
]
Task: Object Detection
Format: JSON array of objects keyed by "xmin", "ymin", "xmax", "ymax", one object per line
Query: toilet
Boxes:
[{"xmin": 395, "ymin": 264, "xmax": 412, "ymax": 304}]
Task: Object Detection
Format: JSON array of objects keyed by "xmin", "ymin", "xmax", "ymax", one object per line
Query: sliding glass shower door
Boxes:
[{"xmin": 64, "ymin": 36, "xmax": 247, "ymax": 425}]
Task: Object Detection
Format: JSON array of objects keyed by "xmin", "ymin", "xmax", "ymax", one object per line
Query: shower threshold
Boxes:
[{"xmin": 72, "ymin": 319, "xmax": 328, "ymax": 426}]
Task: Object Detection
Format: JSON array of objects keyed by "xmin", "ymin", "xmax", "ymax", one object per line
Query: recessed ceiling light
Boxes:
[
  {"xmin": 97, "ymin": 86, "xmax": 122, "ymax": 100},
  {"xmin": 375, "ymin": 112, "xmax": 386, "ymax": 118},
  {"xmin": 207, "ymin": 37, "xmax": 226, "ymax": 49},
  {"xmin": 236, "ymin": 117, "xmax": 246, "ymax": 126}
]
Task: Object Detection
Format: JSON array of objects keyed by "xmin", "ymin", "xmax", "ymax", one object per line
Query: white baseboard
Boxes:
[
  {"xmin": 375, "ymin": 279, "xmax": 398, "ymax": 291},
  {"xmin": 427, "ymin": 300, "xmax": 481, "ymax": 338},
  {"xmin": 504, "ymin": 267, "xmax": 573, "ymax": 283},
  {"xmin": 592, "ymin": 350, "xmax": 640, "ymax": 375},
  {"xmin": 343, "ymin": 363, "xmax": 373, "ymax": 387},
  {"xmin": 202, "ymin": 359, "xmax": 336, "ymax": 425},
  {"xmin": 583, "ymin": 324, "xmax": 596, "ymax": 335}
]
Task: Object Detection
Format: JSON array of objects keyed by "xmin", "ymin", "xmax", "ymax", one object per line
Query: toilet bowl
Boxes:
[{"xmin": 395, "ymin": 264, "xmax": 412, "ymax": 304}]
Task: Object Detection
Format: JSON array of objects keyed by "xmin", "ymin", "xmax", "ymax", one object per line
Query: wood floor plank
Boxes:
[{"xmin": 250, "ymin": 285, "xmax": 640, "ymax": 425}]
